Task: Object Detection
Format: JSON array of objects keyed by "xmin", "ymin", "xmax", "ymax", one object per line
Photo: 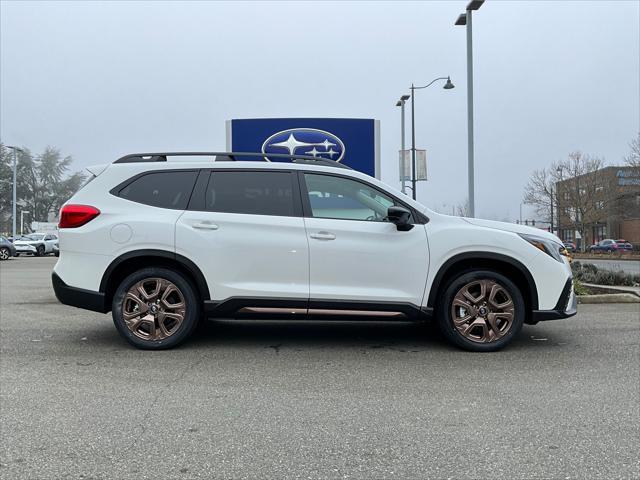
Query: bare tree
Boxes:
[
  {"xmin": 625, "ymin": 132, "xmax": 640, "ymax": 173},
  {"xmin": 523, "ymin": 151, "xmax": 607, "ymax": 249},
  {"xmin": 555, "ymin": 152, "xmax": 608, "ymax": 248},
  {"xmin": 456, "ymin": 198, "xmax": 470, "ymax": 217},
  {"xmin": 523, "ymin": 166, "xmax": 556, "ymax": 224}
]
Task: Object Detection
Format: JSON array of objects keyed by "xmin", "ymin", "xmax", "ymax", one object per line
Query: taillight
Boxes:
[{"xmin": 59, "ymin": 204, "xmax": 100, "ymax": 228}]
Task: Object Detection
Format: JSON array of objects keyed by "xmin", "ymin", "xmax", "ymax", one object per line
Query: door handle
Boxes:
[
  {"xmin": 192, "ymin": 222, "xmax": 219, "ymax": 230},
  {"xmin": 310, "ymin": 231, "xmax": 336, "ymax": 240}
]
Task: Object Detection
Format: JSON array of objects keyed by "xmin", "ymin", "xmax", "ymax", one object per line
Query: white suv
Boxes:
[{"xmin": 52, "ymin": 152, "xmax": 576, "ymax": 351}]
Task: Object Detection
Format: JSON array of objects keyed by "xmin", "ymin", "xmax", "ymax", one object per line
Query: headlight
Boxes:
[{"xmin": 519, "ymin": 234, "xmax": 569, "ymax": 263}]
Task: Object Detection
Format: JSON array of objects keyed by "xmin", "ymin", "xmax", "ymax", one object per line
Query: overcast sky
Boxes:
[{"xmin": 1, "ymin": 0, "xmax": 638, "ymax": 220}]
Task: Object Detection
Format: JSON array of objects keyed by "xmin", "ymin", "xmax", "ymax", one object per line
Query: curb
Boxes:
[
  {"xmin": 582, "ymin": 283, "xmax": 640, "ymax": 297},
  {"xmin": 578, "ymin": 293, "xmax": 640, "ymax": 304}
]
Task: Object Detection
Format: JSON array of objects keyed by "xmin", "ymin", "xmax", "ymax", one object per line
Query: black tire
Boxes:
[
  {"xmin": 111, "ymin": 267, "xmax": 201, "ymax": 350},
  {"xmin": 14, "ymin": 253, "xmax": 20, "ymax": 257},
  {"xmin": 35, "ymin": 245, "xmax": 45, "ymax": 257},
  {"xmin": 437, "ymin": 270, "xmax": 525, "ymax": 352},
  {"xmin": 0, "ymin": 247, "xmax": 10, "ymax": 260},
  {"xmin": 55, "ymin": 251, "xmax": 60, "ymax": 257}
]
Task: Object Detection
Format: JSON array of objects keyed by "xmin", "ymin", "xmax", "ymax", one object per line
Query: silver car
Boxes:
[
  {"xmin": 13, "ymin": 233, "xmax": 59, "ymax": 257},
  {"xmin": 0, "ymin": 236, "xmax": 17, "ymax": 260}
]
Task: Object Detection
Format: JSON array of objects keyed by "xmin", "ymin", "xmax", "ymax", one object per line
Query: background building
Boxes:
[{"xmin": 556, "ymin": 166, "xmax": 640, "ymax": 248}]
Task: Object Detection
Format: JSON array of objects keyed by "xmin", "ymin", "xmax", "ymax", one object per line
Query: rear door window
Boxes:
[
  {"xmin": 205, "ymin": 171, "xmax": 296, "ymax": 217},
  {"xmin": 117, "ymin": 171, "xmax": 198, "ymax": 209}
]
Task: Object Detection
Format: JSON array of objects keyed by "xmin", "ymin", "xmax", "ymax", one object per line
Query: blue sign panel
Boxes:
[{"xmin": 227, "ymin": 118, "xmax": 380, "ymax": 178}]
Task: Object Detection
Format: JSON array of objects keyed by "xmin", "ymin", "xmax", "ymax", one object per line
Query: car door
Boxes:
[
  {"xmin": 300, "ymin": 172, "xmax": 429, "ymax": 310},
  {"xmin": 176, "ymin": 169, "xmax": 309, "ymax": 308}
]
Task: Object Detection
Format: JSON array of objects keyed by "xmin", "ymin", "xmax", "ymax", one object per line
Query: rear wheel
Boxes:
[
  {"xmin": 437, "ymin": 270, "xmax": 524, "ymax": 352},
  {"xmin": 0, "ymin": 248, "xmax": 10, "ymax": 260},
  {"xmin": 111, "ymin": 267, "xmax": 200, "ymax": 350}
]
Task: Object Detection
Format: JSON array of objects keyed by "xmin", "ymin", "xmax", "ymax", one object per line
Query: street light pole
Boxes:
[
  {"xmin": 411, "ymin": 84, "xmax": 417, "ymax": 200},
  {"xmin": 519, "ymin": 202, "xmax": 523, "ymax": 224},
  {"xmin": 466, "ymin": 8, "xmax": 475, "ymax": 218},
  {"xmin": 456, "ymin": 0, "xmax": 484, "ymax": 218},
  {"xmin": 5, "ymin": 146, "xmax": 23, "ymax": 240},
  {"xmin": 550, "ymin": 186, "xmax": 554, "ymax": 235},
  {"xmin": 396, "ymin": 95, "xmax": 410, "ymax": 194},
  {"xmin": 20, "ymin": 211, "xmax": 29, "ymax": 235},
  {"xmin": 409, "ymin": 77, "xmax": 454, "ymax": 201}
]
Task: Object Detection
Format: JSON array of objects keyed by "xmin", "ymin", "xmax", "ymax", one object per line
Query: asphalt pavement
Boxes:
[{"xmin": 1, "ymin": 257, "xmax": 639, "ymax": 479}]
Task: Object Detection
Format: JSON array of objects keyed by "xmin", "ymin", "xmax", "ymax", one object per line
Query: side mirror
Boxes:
[{"xmin": 387, "ymin": 206, "xmax": 414, "ymax": 231}]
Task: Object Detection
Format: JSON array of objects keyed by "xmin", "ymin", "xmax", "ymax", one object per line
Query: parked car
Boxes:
[
  {"xmin": 52, "ymin": 152, "xmax": 576, "ymax": 352},
  {"xmin": 0, "ymin": 235, "xmax": 17, "ymax": 260},
  {"xmin": 615, "ymin": 239, "xmax": 633, "ymax": 251},
  {"xmin": 13, "ymin": 233, "xmax": 59, "ymax": 256},
  {"xmin": 563, "ymin": 242, "xmax": 576, "ymax": 253},
  {"xmin": 589, "ymin": 239, "xmax": 619, "ymax": 253}
]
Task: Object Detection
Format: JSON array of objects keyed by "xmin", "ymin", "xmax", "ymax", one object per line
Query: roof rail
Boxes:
[{"xmin": 113, "ymin": 151, "xmax": 352, "ymax": 169}]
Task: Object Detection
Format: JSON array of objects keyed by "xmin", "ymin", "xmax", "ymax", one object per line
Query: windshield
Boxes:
[{"xmin": 20, "ymin": 234, "xmax": 44, "ymax": 241}]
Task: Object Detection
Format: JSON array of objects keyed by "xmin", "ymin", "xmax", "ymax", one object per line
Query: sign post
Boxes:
[{"xmin": 400, "ymin": 149, "xmax": 427, "ymax": 197}]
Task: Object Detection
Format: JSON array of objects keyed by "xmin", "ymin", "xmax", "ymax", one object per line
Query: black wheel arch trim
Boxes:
[
  {"xmin": 426, "ymin": 251, "xmax": 539, "ymax": 311},
  {"xmin": 99, "ymin": 249, "xmax": 210, "ymax": 301}
]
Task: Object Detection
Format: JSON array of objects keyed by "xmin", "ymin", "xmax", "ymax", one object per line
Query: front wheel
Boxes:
[
  {"xmin": 35, "ymin": 245, "xmax": 45, "ymax": 257},
  {"xmin": 437, "ymin": 270, "xmax": 525, "ymax": 352},
  {"xmin": 111, "ymin": 267, "xmax": 201, "ymax": 350}
]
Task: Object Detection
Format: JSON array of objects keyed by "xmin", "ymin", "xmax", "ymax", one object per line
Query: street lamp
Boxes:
[
  {"xmin": 409, "ymin": 76, "xmax": 455, "ymax": 200},
  {"xmin": 553, "ymin": 166, "xmax": 562, "ymax": 238},
  {"xmin": 20, "ymin": 211, "xmax": 30, "ymax": 235},
  {"xmin": 396, "ymin": 94, "xmax": 411, "ymax": 194},
  {"xmin": 5, "ymin": 145, "xmax": 24, "ymax": 241},
  {"xmin": 455, "ymin": 0, "xmax": 484, "ymax": 218}
]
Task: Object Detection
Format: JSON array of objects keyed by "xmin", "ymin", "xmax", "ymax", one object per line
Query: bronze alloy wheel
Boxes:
[
  {"xmin": 451, "ymin": 279, "xmax": 515, "ymax": 343},
  {"xmin": 122, "ymin": 278, "xmax": 186, "ymax": 341}
]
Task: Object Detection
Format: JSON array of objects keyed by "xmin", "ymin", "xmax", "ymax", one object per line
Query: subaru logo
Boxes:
[{"xmin": 261, "ymin": 128, "xmax": 345, "ymax": 162}]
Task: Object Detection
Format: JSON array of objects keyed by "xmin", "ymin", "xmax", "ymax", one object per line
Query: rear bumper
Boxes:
[
  {"xmin": 52, "ymin": 272, "xmax": 109, "ymax": 313},
  {"xmin": 531, "ymin": 277, "xmax": 577, "ymax": 322}
]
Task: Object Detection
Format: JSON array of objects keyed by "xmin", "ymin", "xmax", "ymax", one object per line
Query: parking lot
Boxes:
[{"xmin": 0, "ymin": 256, "xmax": 638, "ymax": 479}]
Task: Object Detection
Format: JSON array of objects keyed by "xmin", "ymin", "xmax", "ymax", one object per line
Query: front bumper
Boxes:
[
  {"xmin": 15, "ymin": 244, "xmax": 36, "ymax": 253},
  {"xmin": 52, "ymin": 272, "xmax": 109, "ymax": 313},
  {"xmin": 531, "ymin": 277, "xmax": 577, "ymax": 322}
]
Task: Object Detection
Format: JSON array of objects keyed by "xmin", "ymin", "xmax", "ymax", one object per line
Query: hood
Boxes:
[
  {"xmin": 461, "ymin": 217, "xmax": 562, "ymax": 244},
  {"xmin": 14, "ymin": 239, "xmax": 41, "ymax": 245}
]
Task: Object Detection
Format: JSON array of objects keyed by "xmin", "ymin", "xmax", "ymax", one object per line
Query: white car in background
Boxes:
[
  {"xmin": 14, "ymin": 233, "xmax": 59, "ymax": 257},
  {"xmin": 52, "ymin": 152, "xmax": 576, "ymax": 352}
]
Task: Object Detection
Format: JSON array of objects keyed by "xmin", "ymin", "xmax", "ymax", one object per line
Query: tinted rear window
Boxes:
[
  {"xmin": 205, "ymin": 171, "xmax": 294, "ymax": 216},
  {"xmin": 118, "ymin": 171, "xmax": 197, "ymax": 209}
]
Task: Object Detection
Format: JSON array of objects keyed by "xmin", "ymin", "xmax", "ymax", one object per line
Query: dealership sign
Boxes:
[{"xmin": 226, "ymin": 118, "xmax": 380, "ymax": 178}]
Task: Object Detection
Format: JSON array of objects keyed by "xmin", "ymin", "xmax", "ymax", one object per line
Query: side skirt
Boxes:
[{"xmin": 204, "ymin": 297, "xmax": 433, "ymax": 322}]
